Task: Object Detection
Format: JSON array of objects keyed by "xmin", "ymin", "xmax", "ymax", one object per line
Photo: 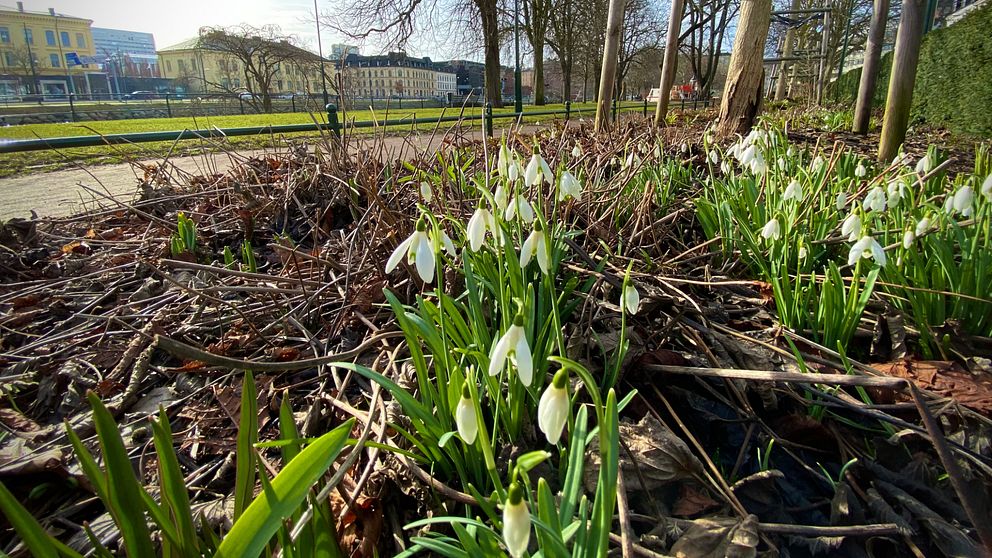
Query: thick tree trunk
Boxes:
[
  {"xmin": 853, "ymin": 0, "xmax": 890, "ymax": 134},
  {"xmin": 480, "ymin": 1, "xmax": 504, "ymax": 107},
  {"xmin": 534, "ymin": 42, "xmax": 546, "ymax": 105},
  {"xmin": 878, "ymin": 0, "xmax": 924, "ymax": 161},
  {"xmin": 594, "ymin": 0, "xmax": 624, "ymax": 132},
  {"xmin": 654, "ymin": 0, "xmax": 685, "ymax": 126},
  {"xmin": 562, "ymin": 61, "xmax": 572, "ymax": 101},
  {"xmin": 716, "ymin": 0, "xmax": 772, "ymax": 136}
]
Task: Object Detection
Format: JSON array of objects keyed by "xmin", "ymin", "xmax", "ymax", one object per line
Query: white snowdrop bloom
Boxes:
[
  {"xmin": 681, "ymin": 142, "xmax": 689, "ymax": 153},
  {"xmin": 520, "ymin": 222, "xmax": 551, "ymax": 274},
  {"xmin": 836, "ymin": 192, "xmax": 848, "ymax": 211},
  {"xmin": 841, "ymin": 212, "xmax": 862, "ymax": 241},
  {"xmin": 750, "ymin": 150, "xmax": 767, "ymax": 175},
  {"xmin": 798, "ymin": 245, "xmax": 808, "ymax": 260},
  {"xmin": 434, "ymin": 229, "xmax": 457, "ymax": 258},
  {"xmin": 944, "ymin": 195, "xmax": 955, "ymax": 214},
  {"xmin": 571, "ymin": 143, "xmax": 582, "ymax": 158},
  {"xmin": 777, "ymin": 157, "xmax": 787, "ymax": 170},
  {"xmin": 761, "ymin": 218, "xmax": 781, "ymax": 241},
  {"xmin": 504, "ymin": 194, "xmax": 535, "ymax": 224},
  {"xmin": 887, "ymin": 179, "xmax": 905, "ymax": 207},
  {"xmin": 903, "ymin": 230, "xmax": 916, "ymax": 249},
  {"xmin": 385, "ymin": 219, "xmax": 435, "ymax": 283},
  {"xmin": 525, "ymin": 153, "xmax": 553, "ymax": 186},
  {"xmin": 848, "ymin": 236, "xmax": 887, "ymax": 267},
  {"xmin": 915, "ymin": 216, "xmax": 931, "ymax": 237},
  {"xmin": 497, "ymin": 144, "xmax": 513, "ymax": 178},
  {"xmin": 953, "ymin": 186, "xmax": 975, "ymax": 217},
  {"xmin": 704, "ymin": 130, "xmax": 714, "ymax": 144},
  {"xmin": 623, "ymin": 283, "xmax": 640, "ymax": 315},
  {"xmin": 455, "ymin": 384, "xmax": 478, "ymax": 444},
  {"xmin": 721, "ymin": 160, "xmax": 732, "ymax": 174},
  {"xmin": 467, "ymin": 208, "xmax": 495, "ymax": 251},
  {"xmin": 508, "ymin": 158, "xmax": 523, "ymax": 182},
  {"xmin": 494, "ymin": 183, "xmax": 509, "ymax": 212},
  {"xmin": 915, "ymin": 154, "xmax": 932, "ymax": 175},
  {"xmin": 894, "ymin": 152, "xmax": 913, "ymax": 167},
  {"xmin": 420, "ymin": 181, "xmax": 433, "ymax": 203},
  {"xmin": 503, "ymin": 483, "xmax": 531, "ymax": 558},
  {"xmin": 982, "ymin": 174, "xmax": 992, "ymax": 200},
  {"xmin": 653, "ymin": 144, "xmax": 662, "ymax": 158},
  {"xmin": 559, "ymin": 170, "xmax": 582, "ymax": 201},
  {"xmin": 812, "ymin": 156, "xmax": 825, "ymax": 173},
  {"xmin": 739, "ymin": 144, "xmax": 756, "ymax": 166},
  {"xmin": 787, "ymin": 147, "xmax": 795, "ymax": 158},
  {"xmin": 855, "ymin": 163, "xmax": 867, "ymax": 178},
  {"xmin": 783, "ymin": 179, "xmax": 803, "ymax": 202},
  {"xmin": 864, "ymin": 186, "xmax": 887, "ymax": 212},
  {"xmin": 537, "ymin": 370, "xmax": 569, "ymax": 445},
  {"xmin": 708, "ymin": 150, "xmax": 720, "ymax": 164},
  {"xmin": 489, "ymin": 314, "xmax": 533, "ymax": 385}
]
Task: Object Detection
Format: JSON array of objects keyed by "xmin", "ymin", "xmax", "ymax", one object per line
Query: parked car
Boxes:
[
  {"xmin": 125, "ymin": 91, "xmax": 158, "ymax": 100},
  {"xmin": 238, "ymin": 91, "xmax": 259, "ymax": 101}
]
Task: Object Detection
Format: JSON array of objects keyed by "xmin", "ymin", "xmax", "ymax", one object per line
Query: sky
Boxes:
[{"xmin": 11, "ymin": 0, "xmax": 477, "ymax": 60}]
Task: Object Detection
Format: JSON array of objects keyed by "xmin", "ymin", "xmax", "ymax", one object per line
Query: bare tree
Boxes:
[
  {"xmin": 199, "ymin": 25, "xmax": 319, "ymax": 112},
  {"xmin": 547, "ymin": 0, "xmax": 579, "ymax": 100},
  {"xmin": 522, "ymin": 0, "xmax": 552, "ymax": 104},
  {"xmin": 329, "ymin": 0, "xmax": 505, "ymax": 107},
  {"xmin": 617, "ymin": 0, "xmax": 664, "ymax": 98},
  {"xmin": 680, "ymin": 0, "xmax": 738, "ymax": 93},
  {"xmin": 3, "ymin": 45, "xmax": 39, "ymax": 94}
]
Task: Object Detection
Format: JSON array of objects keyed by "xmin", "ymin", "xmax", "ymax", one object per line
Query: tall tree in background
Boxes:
[
  {"xmin": 716, "ymin": 0, "xmax": 773, "ymax": 135},
  {"xmin": 329, "ymin": 0, "xmax": 504, "ymax": 106},
  {"xmin": 616, "ymin": 0, "xmax": 664, "ymax": 98},
  {"xmin": 548, "ymin": 0, "xmax": 578, "ymax": 100},
  {"xmin": 522, "ymin": 0, "xmax": 552, "ymax": 104},
  {"xmin": 680, "ymin": 0, "xmax": 738, "ymax": 93},
  {"xmin": 199, "ymin": 25, "xmax": 316, "ymax": 112}
]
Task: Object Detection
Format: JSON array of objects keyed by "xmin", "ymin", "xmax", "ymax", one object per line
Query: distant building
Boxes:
[
  {"xmin": 91, "ymin": 27, "xmax": 159, "ymax": 81},
  {"xmin": 0, "ymin": 2, "xmax": 101, "ymax": 97},
  {"xmin": 158, "ymin": 36, "xmax": 329, "ymax": 94},
  {"xmin": 436, "ymin": 59, "xmax": 486, "ymax": 96},
  {"xmin": 336, "ymin": 51, "xmax": 457, "ymax": 99},
  {"xmin": 329, "ymin": 43, "xmax": 358, "ymax": 59}
]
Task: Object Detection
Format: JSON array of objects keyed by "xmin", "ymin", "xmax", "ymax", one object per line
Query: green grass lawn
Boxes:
[{"xmin": 0, "ymin": 102, "xmax": 641, "ymax": 178}]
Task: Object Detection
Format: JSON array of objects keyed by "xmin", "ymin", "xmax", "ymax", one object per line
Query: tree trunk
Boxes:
[
  {"xmin": 534, "ymin": 42, "xmax": 546, "ymax": 104},
  {"xmin": 878, "ymin": 0, "xmax": 924, "ymax": 162},
  {"xmin": 479, "ymin": 0, "xmax": 504, "ymax": 107},
  {"xmin": 594, "ymin": 0, "xmax": 625, "ymax": 132},
  {"xmin": 716, "ymin": 0, "xmax": 772, "ymax": 136},
  {"xmin": 852, "ymin": 0, "xmax": 890, "ymax": 134},
  {"xmin": 562, "ymin": 60, "xmax": 573, "ymax": 101},
  {"xmin": 654, "ymin": 0, "xmax": 685, "ymax": 126},
  {"xmin": 774, "ymin": 0, "xmax": 801, "ymax": 100}
]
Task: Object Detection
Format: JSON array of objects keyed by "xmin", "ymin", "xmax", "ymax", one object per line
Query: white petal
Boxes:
[
  {"xmin": 495, "ymin": 184, "xmax": 508, "ymax": 212},
  {"xmin": 525, "ymin": 155, "xmax": 540, "ymax": 185},
  {"xmin": 536, "ymin": 233, "xmax": 550, "ymax": 274},
  {"xmin": 413, "ymin": 232, "xmax": 435, "ymax": 283},
  {"xmin": 982, "ymin": 174, "xmax": 992, "ymax": 199},
  {"xmin": 903, "ymin": 230, "xmax": 915, "ymax": 249},
  {"xmin": 538, "ymin": 386, "xmax": 568, "ymax": 445},
  {"xmin": 870, "ymin": 239, "xmax": 887, "ymax": 266},
  {"xmin": 385, "ymin": 234, "xmax": 415, "ymax": 274},
  {"xmin": 420, "ymin": 181, "xmax": 433, "ymax": 203},
  {"xmin": 467, "ymin": 210, "xmax": 486, "ymax": 251},
  {"xmin": 518, "ymin": 197, "xmax": 534, "ymax": 224},
  {"xmin": 503, "ymin": 500, "xmax": 531, "ymax": 558},
  {"xmin": 513, "ymin": 335, "xmax": 533, "ymax": 386},
  {"xmin": 489, "ymin": 325, "xmax": 521, "ymax": 377},
  {"xmin": 520, "ymin": 230, "xmax": 538, "ymax": 269},
  {"xmin": 540, "ymin": 157, "xmax": 553, "ymax": 184},
  {"xmin": 441, "ymin": 231, "xmax": 457, "ymax": 258},
  {"xmin": 455, "ymin": 396, "xmax": 478, "ymax": 444},
  {"xmin": 624, "ymin": 284, "xmax": 640, "ymax": 315},
  {"xmin": 953, "ymin": 186, "xmax": 974, "ymax": 213},
  {"xmin": 915, "ymin": 217, "xmax": 930, "ymax": 237},
  {"xmin": 836, "ymin": 192, "xmax": 848, "ymax": 211}
]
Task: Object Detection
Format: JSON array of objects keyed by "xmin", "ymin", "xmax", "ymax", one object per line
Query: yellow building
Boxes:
[
  {"xmin": 0, "ymin": 2, "xmax": 99, "ymax": 97},
  {"xmin": 337, "ymin": 52, "xmax": 457, "ymax": 100},
  {"xmin": 158, "ymin": 36, "xmax": 332, "ymax": 95}
]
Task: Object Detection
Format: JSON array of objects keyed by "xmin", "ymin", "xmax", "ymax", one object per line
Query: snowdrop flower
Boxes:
[
  {"xmin": 708, "ymin": 150, "xmax": 719, "ymax": 164},
  {"xmin": 419, "ymin": 181, "xmax": 433, "ymax": 203},
  {"xmin": 503, "ymin": 483, "xmax": 531, "ymax": 558},
  {"xmin": 653, "ymin": 144, "xmax": 662, "ymax": 158},
  {"xmin": 787, "ymin": 147, "xmax": 795, "ymax": 158},
  {"xmin": 525, "ymin": 153, "xmax": 553, "ymax": 186},
  {"xmin": 681, "ymin": 142, "xmax": 689, "ymax": 154},
  {"xmin": 571, "ymin": 143, "xmax": 582, "ymax": 158},
  {"xmin": 467, "ymin": 208, "xmax": 495, "ymax": 251},
  {"xmin": 761, "ymin": 218, "xmax": 781, "ymax": 241},
  {"xmin": 798, "ymin": 245, "xmax": 808, "ymax": 260},
  {"xmin": 855, "ymin": 163, "xmax": 867, "ymax": 178},
  {"xmin": 750, "ymin": 150, "xmax": 767, "ymax": 175},
  {"xmin": 783, "ymin": 179, "xmax": 803, "ymax": 202},
  {"xmin": 721, "ymin": 160, "xmax": 732, "ymax": 174},
  {"xmin": 489, "ymin": 314, "xmax": 533, "ymax": 386},
  {"xmin": 777, "ymin": 157, "xmax": 787, "ymax": 170},
  {"xmin": 559, "ymin": 170, "xmax": 582, "ymax": 201},
  {"xmin": 508, "ymin": 158, "xmax": 523, "ymax": 182},
  {"xmin": 494, "ymin": 183, "xmax": 509, "ymax": 212},
  {"xmin": 982, "ymin": 174, "xmax": 992, "ymax": 200},
  {"xmin": 864, "ymin": 186, "xmax": 887, "ymax": 212},
  {"xmin": 952, "ymin": 186, "xmax": 975, "ymax": 217},
  {"xmin": 848, "ymin": 236, "xmax": 887, "ymax": 267},
  {"xmin": 894, "ymin": 152, "xmax": 913, "ymax": 167},
  {"xmin": 887, "ymin": 179, "xmax": 905, "ymax": 208},
  {"xmin": 841, "ymin": 212, "xmax": 862, "ymax": 241},
  {"xmin": 385, "ymin": 218, "xmax": 435, "ymax": 283},
  {"xmin": 537, "ymin": 370, "xmax": 569, "ymax": 445},
  {"xmin": 520, "ymin": 221, "xmax": 551, "ymax": 274},
  {"xmin": 738, "ymin": 144, "xmax": 756, "ymax": 166},
  {"xmin": 505, "ymin": 194, "xmax": 535, "ymax": 224},
  {"xmin": 497, "ymin": 144, "xmax": 513, "ymax": 178},
  {"xmin": 915, "ymin": 154, "xmax": 932, "ymax": 175},
  {"xmin": 455, "ymin": 382, "xmax": 478, "ymax": 444},
  {"xmin": 623, "ymin": 283, "xmax": 640, "ymax": 315},
  {"xmin": 903, "ymin": 230, "xmax": 916, "ymax": 249},
  {"xmin": 944, "ymin": 196, "xmax": 955, "ymax": 215},
  {"xmin": 915, "ymin": 216, "xmax": 931, "ymax": 237},
  {"xmin": 812, "ymin": 156, "xmax": 825, "ymax": 173},
  {"xmin": 836, "ymin": 192, "xmax": 848, "ymax": 211},
  {"xmin": 434, "ymin": 229, "xmax": 457, "ymax": 258}
]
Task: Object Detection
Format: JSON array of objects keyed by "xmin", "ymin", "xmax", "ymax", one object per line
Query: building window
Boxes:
[
  {"xmin": 76, "ymin": 33, "xmax": 85, "ymax": 48},
  {"xmin": 4, "ymin": 52, "xmax": 13, "ymax": 66},
  {"xmin": 45, "ymin": 30, "xmax": 56, "ymax": 46},
  {"xmin": 191, "ymin": 58, "xmax": 197, "ymax": 71},
  {"xmin": 178, "ymin": 59, "xmax": 185, "ymax": 71},
  {"xmin": 50, "ymin": 53, "xmax": 60, "ymax": 67},
  {"xmin": 60, "ymin": 31, "xmax": 69, "ymax": 46},
  {"xmin": 166, "ymin": 60, "xmax": 172, "ymax": 72},
  {"xmin": 24, "ymin": 28, "xmax": 33, "ymax": 44},
  {"xmin": 0, "ymin": 27, "xmax": 9, "ymax": 44}
]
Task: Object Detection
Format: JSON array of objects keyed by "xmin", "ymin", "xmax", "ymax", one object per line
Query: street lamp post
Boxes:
[
  {"xmin": 314, "ymin": 0, "xmax": 329, "ymax": 107},
  {"xmin": 514, "ymin": 0, "xmax": 522, "ymax": 112}
]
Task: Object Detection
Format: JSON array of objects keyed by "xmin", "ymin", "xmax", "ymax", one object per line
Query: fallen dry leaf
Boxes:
[{"xmin": 873, "ymin": 359, "xmax": 992, "ymax": 416}]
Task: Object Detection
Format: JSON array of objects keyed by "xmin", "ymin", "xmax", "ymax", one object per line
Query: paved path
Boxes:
[{"xmin": 0, "ymin": 125, "xmax": 541, "ymax": 221}]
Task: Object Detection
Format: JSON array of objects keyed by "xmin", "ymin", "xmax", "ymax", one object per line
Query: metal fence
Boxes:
[{"xmin": 0, "ymin": 99, "xmax": 715, "ymax": 155}]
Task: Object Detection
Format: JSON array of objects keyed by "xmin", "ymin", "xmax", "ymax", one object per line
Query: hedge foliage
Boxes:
[{"xmin": 830, "ymin": 1, "xmax": 992, "ymax": 137}]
